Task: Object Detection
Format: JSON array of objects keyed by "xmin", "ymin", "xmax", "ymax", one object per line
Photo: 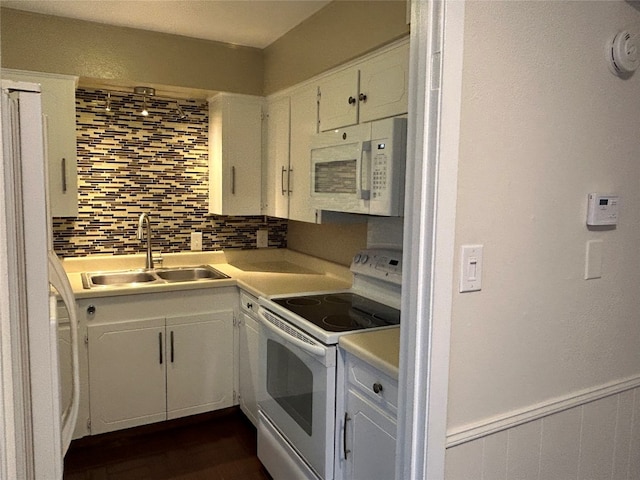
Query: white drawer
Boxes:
[
  {"xmin": 240, "ymin": 291, "xmax": 259, "ymax": 317},
  {"xmin": 346, "ymin": 352, "xmax": 398, "ymax": 415}
]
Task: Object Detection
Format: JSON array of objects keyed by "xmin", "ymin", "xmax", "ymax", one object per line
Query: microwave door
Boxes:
[{"xmin": 310, "ymin": 142, "xmax": 366, "ymax": 213}]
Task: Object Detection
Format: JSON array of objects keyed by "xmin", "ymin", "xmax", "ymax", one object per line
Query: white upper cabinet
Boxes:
[
  {"xmin": 317, "ymin": 67, "xmax": 360, "ymax": 132},
  {"xmin": 263, "ymin": 96, "xmax": 291, "ymax": 219},
  {"xmin": 3, "ymin": 69, "xmax": 79, "ymax": 217},
  {"xmin": 263, "ymin": 86, "xmax": 319, "ymax": 224},
  {"xmin": 318, "ymin": 41, "xmax": 409, "ymax": 132},
  {"xmin": 209, "ymin": 93, "xmax": 263, "ymax": 216},
  {"xmin": 289, "ymin": 85, "xmax": 322, "ymax": 223}
]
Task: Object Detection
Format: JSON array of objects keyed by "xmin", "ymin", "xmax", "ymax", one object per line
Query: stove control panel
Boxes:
[{"xmin": 351, "ymin": 248, "xmax": 402, "ymax": 284}]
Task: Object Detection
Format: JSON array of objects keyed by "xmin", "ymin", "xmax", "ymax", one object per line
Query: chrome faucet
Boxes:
[{"xmin": 137, "ymin": 213, "xmax": 153, "ymax": 270}]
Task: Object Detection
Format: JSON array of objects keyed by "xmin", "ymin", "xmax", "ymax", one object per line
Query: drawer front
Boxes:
[
  {"xmin": 346, "ymin": 353, "xmax": 398, "ymax": 415},
  {"xmin": 239, "ymin": 291, "xmax": 259, "ymax": 317}
]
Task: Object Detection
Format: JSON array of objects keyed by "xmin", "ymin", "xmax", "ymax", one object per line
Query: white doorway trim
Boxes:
[{"xmin": 397, "ymin": 1, "xmax": 465, "ymax": 479}]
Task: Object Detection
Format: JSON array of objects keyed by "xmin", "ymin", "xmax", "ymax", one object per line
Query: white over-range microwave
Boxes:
[{"xmin": 310, "ymin": 117, "xmax": 407, "ymax": 216}]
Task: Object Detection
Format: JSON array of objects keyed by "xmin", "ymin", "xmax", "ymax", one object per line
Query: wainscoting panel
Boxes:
[{"xmin": 445, "ymin": 386, "xmax": 640, "ymax": 480}]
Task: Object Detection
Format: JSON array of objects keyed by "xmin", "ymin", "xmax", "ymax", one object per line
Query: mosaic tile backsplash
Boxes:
[{"xmin": 52, "ymin": 88, "xmax": 287, "ymax": 258}]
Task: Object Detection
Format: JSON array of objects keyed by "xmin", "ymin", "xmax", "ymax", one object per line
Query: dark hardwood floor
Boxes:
[{"xmin": 64, "ymin": 408, "xmax": 272, "ymax": 480}]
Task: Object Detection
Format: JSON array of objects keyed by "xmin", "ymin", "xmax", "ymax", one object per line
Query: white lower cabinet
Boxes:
[
  {"xmin": 336, "ymin": 351, "xmax": 398, "ymax": 480},
  {"xmin": 237, "ymin": 290, "xmax": 260, "ymax": 426},
  {"xmin": 83, "ymin": 288, "xmax": 237, "ymax": 435},
  {"xmin": 166, "ymin": 313, "xmax": 234, "ymax": 419},
  {"xmin": 88, "ymin": 317, "xmax": 167, "ymax": 434}
]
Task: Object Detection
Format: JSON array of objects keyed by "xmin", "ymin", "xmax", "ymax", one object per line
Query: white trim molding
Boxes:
[
  {"xmin": 446, "ymin": 374, "xmax": 640, "ymax": 447},
  {"xmin": 396, "ymin": 1, "xmax": 466, "ymax": 479}
]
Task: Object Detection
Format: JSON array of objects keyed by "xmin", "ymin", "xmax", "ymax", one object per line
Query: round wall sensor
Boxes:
[{"xmin": 608, "ymin": 30, "xmax": 639, "ymax": 76}]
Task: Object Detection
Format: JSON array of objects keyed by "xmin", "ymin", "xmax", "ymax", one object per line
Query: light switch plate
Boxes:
[
  {"xmin": 460, "ymin": 245, "xmax": 483, "ymax": 293},
  {"xmin": 585, "ymin": 239, "xmax": 603, "ymax": 279}
]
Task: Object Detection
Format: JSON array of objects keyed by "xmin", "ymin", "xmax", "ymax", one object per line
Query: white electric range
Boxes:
[{"xmin": 256, "ymin": 248, "xmax": 402, "ymax": 480}]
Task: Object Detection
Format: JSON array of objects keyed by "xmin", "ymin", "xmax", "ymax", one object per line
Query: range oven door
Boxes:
[{"xmin": 257, "ymin": 306, "xmax": 336, "ymax": 480}]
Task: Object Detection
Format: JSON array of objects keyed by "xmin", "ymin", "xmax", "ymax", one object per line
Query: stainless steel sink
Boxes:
[
  {"xmin": 89, "ymin": 271, "xmax": 158, "ymax": 286},
  {"xmin": 81, "ymin": 265, "xmax": 230, "ymax": 289},
  {"xmin": 155, "ymin": 266, "xmax": 229, "ymax": 282}
]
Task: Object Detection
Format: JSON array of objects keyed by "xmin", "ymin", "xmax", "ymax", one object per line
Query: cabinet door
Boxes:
[
  {"xmin": 358, "ymin": 43, "xmax": 409, "ymax": 124},
  {"xmin": 344, "ymin": 389, "xmax": 397, "ymax": 480},
  {"xmin": 88, "ymin": 317, "xmax": 166, "ymax": 434},
  {"xmin": 318, "ymin": 67, "xmax": 359, "ymax": 132},
  {"xmin": 209, "ymin": 94, "xmax": 263, "ymax": 216},
  {"xmin": 166, "ymin": 311, "xmax": 234, "ymax": 420},
  {"xmin": 2, "ymin": 70, "xmax": 78, "ymax": 217},
  {"xmin": 263, "ymin": 96, "xmax": 290, "ymax": 219},
  {"xmin": 289, "ymin": 85, "xmax": 321, "ymax": 223},
  {"xmin": 238, "ymin": 311, "xmax": 260, "ymax": 426}
]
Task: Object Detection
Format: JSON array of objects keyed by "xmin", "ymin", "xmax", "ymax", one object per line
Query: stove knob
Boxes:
[
  {"xmin": 360, "ymin": 255, "xmax": 369, "ymax": 264},
  {"xmin": 354, "ymin": 254, "xmax": 361, "ymax": 263}
]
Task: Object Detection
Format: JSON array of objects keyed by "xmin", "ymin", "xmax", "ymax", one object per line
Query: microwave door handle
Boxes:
[{"xmin": 360, "ymin": 140, "xmax": 371, "ymax": 200}]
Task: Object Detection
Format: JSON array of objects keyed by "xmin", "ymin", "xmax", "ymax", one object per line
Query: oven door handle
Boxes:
[{"xmin": 259, "ymin": 311, "xmax": 327, "ymax": 358}]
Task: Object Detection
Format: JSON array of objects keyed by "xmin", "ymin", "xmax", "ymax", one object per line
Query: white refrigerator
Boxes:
[{"xmin": 1, "ymin": 80, "xmax": 80, "ymax": 478}]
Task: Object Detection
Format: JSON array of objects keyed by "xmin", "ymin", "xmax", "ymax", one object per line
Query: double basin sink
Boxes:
[{"xmin": 81, "ymin": 265, "xmax": 230, "ymax": 289}]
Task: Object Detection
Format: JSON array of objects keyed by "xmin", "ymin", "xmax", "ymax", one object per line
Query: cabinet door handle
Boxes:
[
  {"xmin": 61, "ymin": 158, "xmax": 67, "ymax": 193},
  {"xmin": 281, "ymin": 166, "xmax": 287, "ymax": 196},
  {"xmin": 159, "ymin": 332, "xmax": 163, "ymax": 364},
  {"xmin": 359, "ymin": 93, "xmax": 367, "ymax": 103},
  {"xmin": 348, "ymin": 96, "xmax": 357, "ymax": 105},
  {"xmin": 288, "ymin": 167, "xmax": 293, "ymax": 194},
  {"xmin": 373, "ymin": 382, "xmax": 383, "ymax": 394},
  {"xmin": 343, "ymin": 412, "xmax": 351, "ymax": 460},
  {"xmin": 170, "ymin": 330, "xmax": 175, "ymax": 363},
  {"xmin": 231, "ymin": 166, "xmax": 236, "ymax": 195}
]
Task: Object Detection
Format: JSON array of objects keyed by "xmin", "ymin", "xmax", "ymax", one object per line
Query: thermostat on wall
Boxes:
[{"xmin": 587, "ymin": 193, "xmax": 619, "ymax": 226}]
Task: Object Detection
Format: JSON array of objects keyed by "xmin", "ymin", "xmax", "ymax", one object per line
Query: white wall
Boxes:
[{"xmin": 446, "ymin": 0, "xmax": 640, "ymax": 470}]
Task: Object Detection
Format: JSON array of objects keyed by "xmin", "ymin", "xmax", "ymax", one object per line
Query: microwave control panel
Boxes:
[
  {"xmin": 372, "ymin": 147, "xmax": 389, "ymax": 199},
  {"xmin": 369, "ymin": 118, "xmax": 407, "ymax": 216}
]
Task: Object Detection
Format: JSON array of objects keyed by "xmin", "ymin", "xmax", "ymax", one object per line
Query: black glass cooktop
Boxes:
[{"xmin": 273, "ymin": 292, "xmax": 400, "ymax": 333}]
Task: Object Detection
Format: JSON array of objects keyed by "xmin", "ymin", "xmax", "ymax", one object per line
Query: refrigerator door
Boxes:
[{"xmin": 2, "ymin": 81, "xmax": 75, "ymax": 479}]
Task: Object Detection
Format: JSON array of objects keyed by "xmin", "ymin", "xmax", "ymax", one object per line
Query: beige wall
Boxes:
[
  {"xmin": 1, "ymin": 2, "xmax": 408, "ymax": 96},
  {"xmin": 264, "ymin": 0, "xmax": 409, "ymax": 94},
  {"xmin": 448, "ymin": 0, "xmax": 640, "ymax": 433},
  {"xmin": 287, "ymin": 220, "xmax": 367, "ymax": 266},
  {"xmin": 0, "ymin": 8, "xmax": 264, "ymax": 95}
]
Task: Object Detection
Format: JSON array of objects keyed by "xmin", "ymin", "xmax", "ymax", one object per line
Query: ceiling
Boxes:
[{"xmin": 0, "ymin": 0, "xmax": 331, "ymax": 49}]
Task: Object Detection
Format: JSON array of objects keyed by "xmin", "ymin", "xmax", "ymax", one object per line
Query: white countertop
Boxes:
[
  {"xmin": 63, "ymin": 248, "xmax": 352, "ymax": 299},
  {"xmin": 339, "ymin": 326, "xmax": 401, "ymax": 380}
]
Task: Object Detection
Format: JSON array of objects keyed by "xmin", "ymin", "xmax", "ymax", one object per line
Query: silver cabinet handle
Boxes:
[
  {"xmin": 288, "ymin": 167, "xmax": 293, "ymax": 194},
  {"xmin": 61, "ymin": 158, "xmax": 67, "ymax": 193},
  {"xmin": 170, "ymin": 330, "xmax": 175, "ymax": 363},
  {"xmin": 343, "ymin": 412, "xmax": 351, "ymax": 459},
  {"xmin": 281, "ymin": 166, "xmax": 287, "ymax": 196},
  {"xmin": 231, "ymin": 166, "xmax": 236, "ymax": 195},
  {"xmin": 159, "ymin": 332, "xmax": 163, "ymax": 364}
]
